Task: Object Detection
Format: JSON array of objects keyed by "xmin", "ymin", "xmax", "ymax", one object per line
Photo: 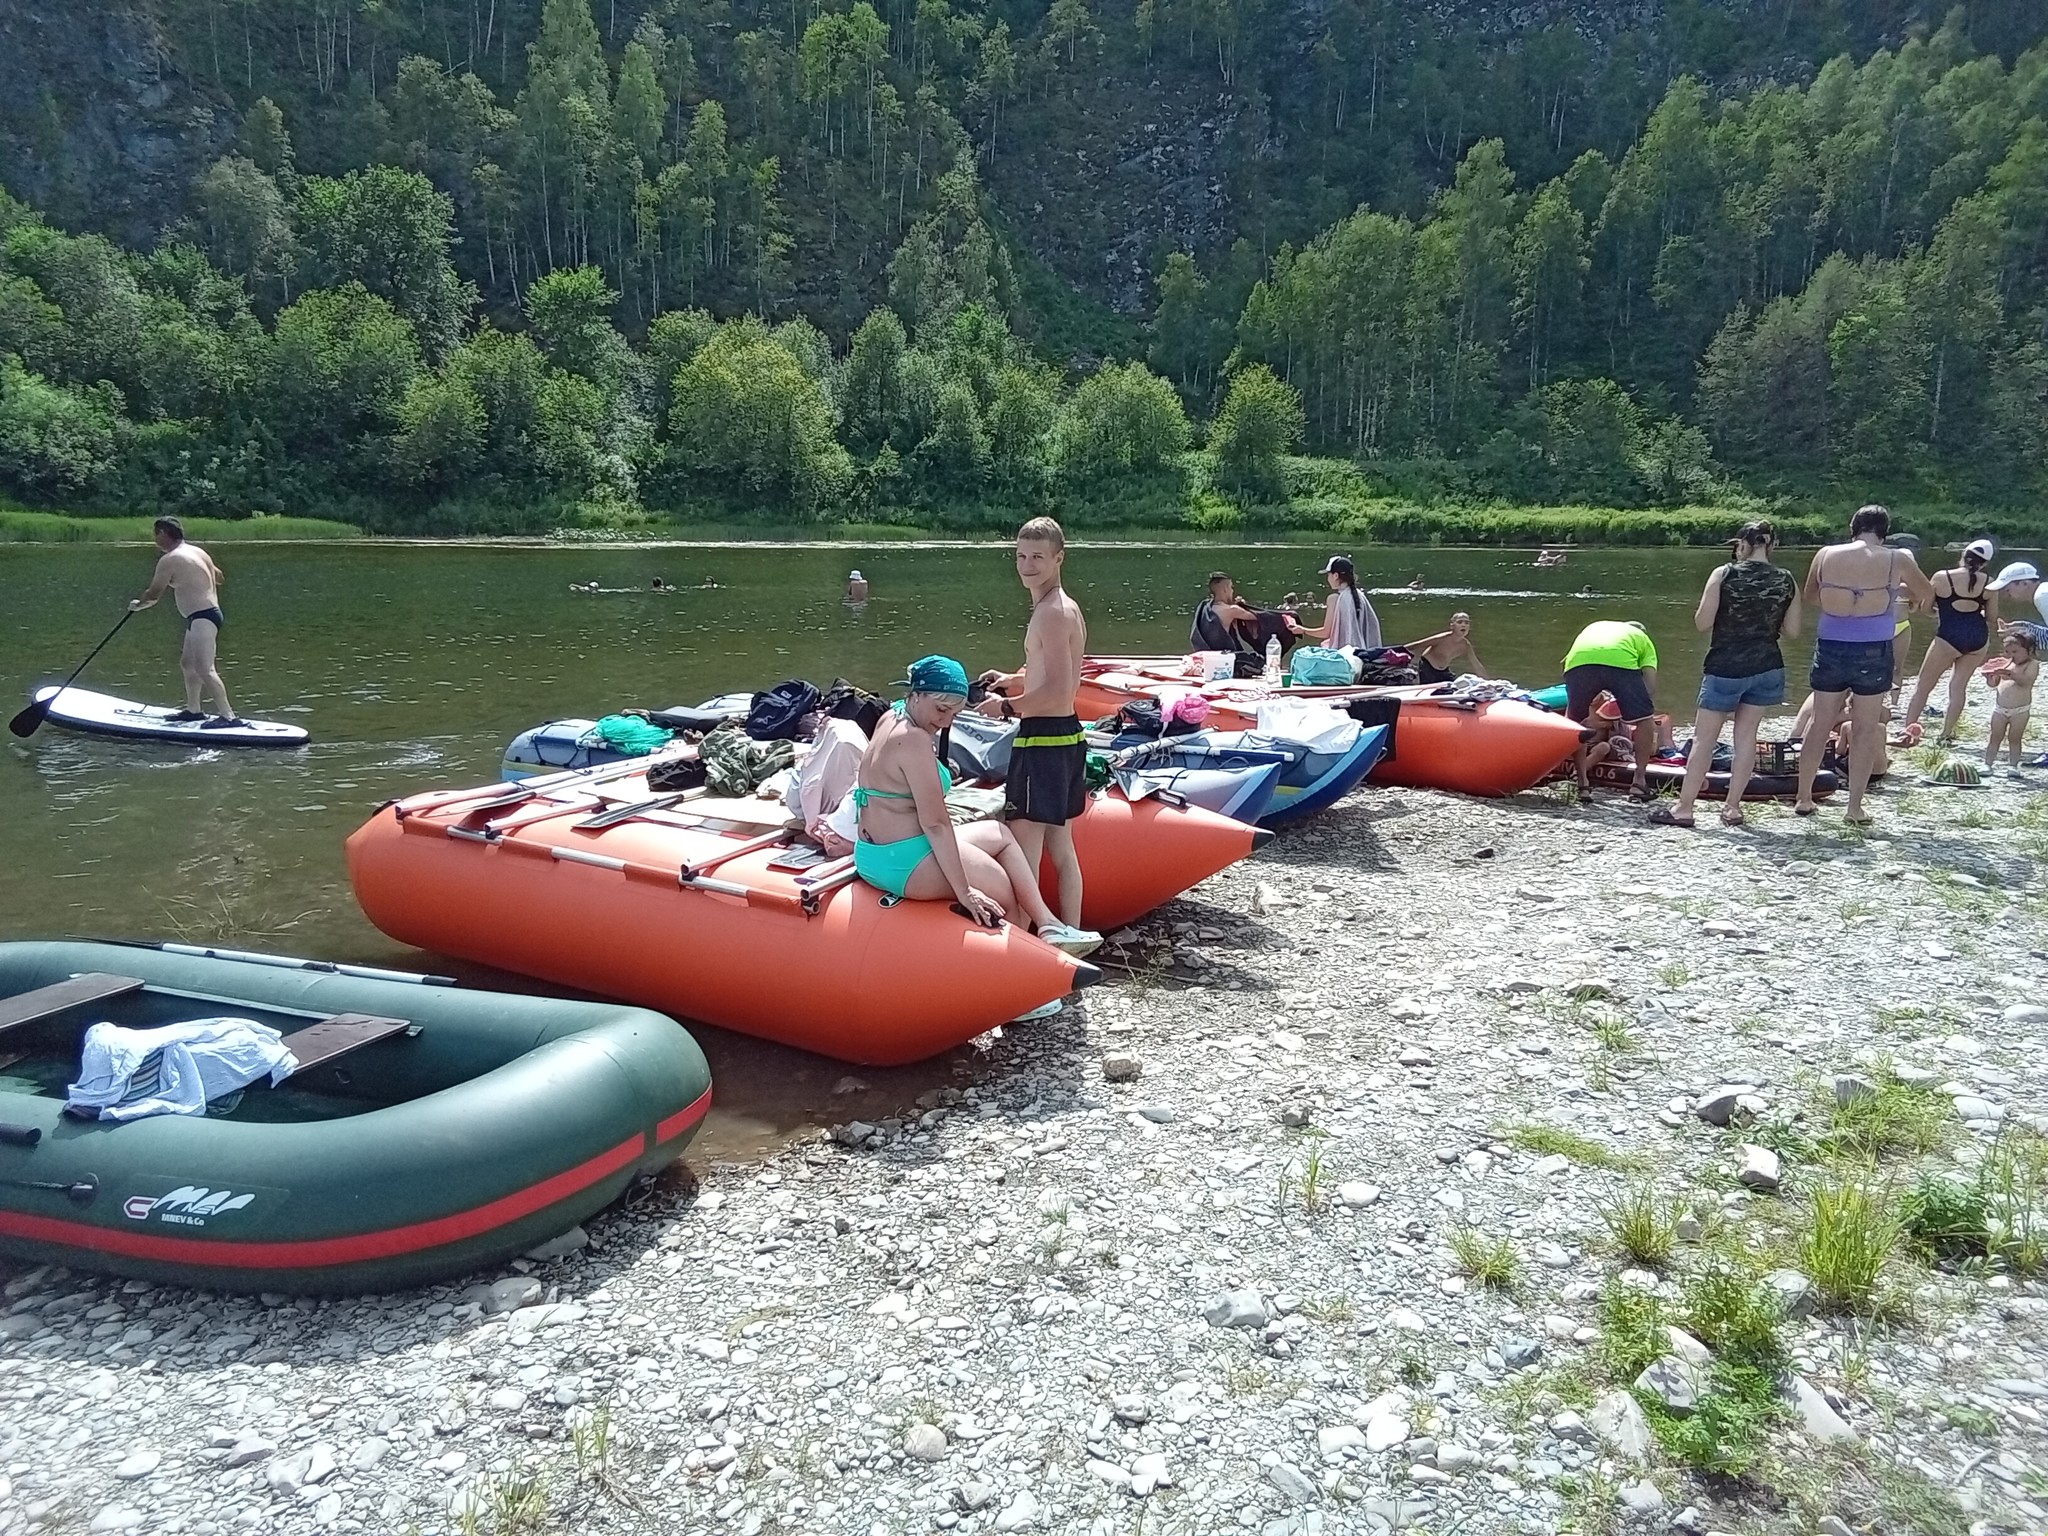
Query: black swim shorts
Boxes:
[
  {"xmin": 1006, "ymin": 714, "xmax": 1089, "ymax": 826},
  {"xmin": 1563, "ymin": 662, "xmax": 1654, "ymax": 722},
  {"xmin": 183, "ymin": 606, "xmax": 225, "ymax": 631}
]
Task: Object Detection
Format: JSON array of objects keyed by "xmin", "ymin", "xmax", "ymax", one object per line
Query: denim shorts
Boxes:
[
  {"xmin": 1810, "ymin": 638, "xmax": 1894, "ymax": 697},
  {"xmin": 1697, "ymin": 668, "xmax": 1786, "ymax": 712}
]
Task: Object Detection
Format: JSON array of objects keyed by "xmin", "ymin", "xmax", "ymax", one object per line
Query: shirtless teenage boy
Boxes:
[
  {"xmin": 975, "ymin": 518, "xmax": 1098, "ymax": 942},
  {"xmin": 130, "ymin": 516, "xmax": 242, "ymax": 727}
]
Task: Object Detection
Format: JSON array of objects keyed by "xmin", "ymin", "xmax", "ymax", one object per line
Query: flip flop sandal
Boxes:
[
  {"xmin": 1647, "ymin": 807, "xmax": 1694, "ymax": 827},
  {"xmin": 1626, "ymin": 788, "xmax": 1654, "ymax": 803},
  {"xmin": 1794, "ymin": 805, "xmax": 1819, "ymax": 817},
  {"xmin": 1720, "ymin": 810, "xmax": 1746, "ymax": 827}
]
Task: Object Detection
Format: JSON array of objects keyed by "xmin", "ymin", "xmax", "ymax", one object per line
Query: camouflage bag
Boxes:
[{"xmin": 700, "ymin": 725, "xmax": 796, "ymax": 797}]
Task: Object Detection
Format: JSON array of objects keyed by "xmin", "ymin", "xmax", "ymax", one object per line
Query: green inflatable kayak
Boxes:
[{"xmin": 0, "ymin": 942, "xmax": 711, "ymax": 1294}]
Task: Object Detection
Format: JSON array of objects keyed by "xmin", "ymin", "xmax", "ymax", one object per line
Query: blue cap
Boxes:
[{"xmin": 898, "ymin": 655, "xmax": 970, "ymax": 696}]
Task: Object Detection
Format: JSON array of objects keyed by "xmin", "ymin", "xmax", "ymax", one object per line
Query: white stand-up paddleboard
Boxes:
[{"xmin": 28, "ymin": 686, "xmax": 309, "ymax": 747}]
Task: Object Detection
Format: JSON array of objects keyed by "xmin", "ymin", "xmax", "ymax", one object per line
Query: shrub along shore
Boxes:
[{"xmin": 6, "ymin": 465, "xmax": 2033, "ymax": 550}]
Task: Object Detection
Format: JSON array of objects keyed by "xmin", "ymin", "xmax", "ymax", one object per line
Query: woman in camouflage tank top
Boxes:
[{"xmin": 1649, "ymin": 521, "xmax": 1800, "ymax": 828}]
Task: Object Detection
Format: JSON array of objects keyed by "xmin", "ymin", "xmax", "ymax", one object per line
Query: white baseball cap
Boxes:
[
  {"xmin": 849, "ymin": 569, "xmax": 863, "ymax": 580},
  {"xmin": 1987, "ymin": 561, "xmax": 2040, "ymax": 590},
  {"xmin": 1962, "ymin": 538, "xmax": 1996, "ymax": 561}
]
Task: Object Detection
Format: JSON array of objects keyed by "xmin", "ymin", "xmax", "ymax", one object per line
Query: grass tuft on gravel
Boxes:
[
  {"xmin": 1821, "ymin": 1073, "xmax": 1954, "ymax": 1162},
  {"xmin": 1447, "ymin": 1227, "xmax": 1520, "ymax": 1289},
  {"xmin": 1597, "ymin": 1182, "xmax": 1684, "ymax": 1267},
  {"xmin": 1595, "ymin": 1282, "xmax": 1669, "ymax": 1382},
  {"xmin": 1678, "ymin": 1263, "xmax": 1789, "ymax": 1372},
  {"xmin": 1507, "ymin": 1123, "xmax": 1638, "ymax": 1171},
  {"xmin": 1904, "ymin": 1130, "xmax": 2048, "ymax": 1275},
  {"xmin": 1802, "ymin": 1177, "xmax": 1901, "ymax": 1313}
]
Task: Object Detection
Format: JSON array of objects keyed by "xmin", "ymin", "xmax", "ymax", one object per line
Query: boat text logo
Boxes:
[{"xmin": 123, "ymin": 1186, "xmax": 257, "ymax": 1225}]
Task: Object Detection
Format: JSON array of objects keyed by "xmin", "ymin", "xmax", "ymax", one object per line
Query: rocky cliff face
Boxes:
[{"xmin": 0, "ymin": 0, "xmax": 230, "ymax": 243}]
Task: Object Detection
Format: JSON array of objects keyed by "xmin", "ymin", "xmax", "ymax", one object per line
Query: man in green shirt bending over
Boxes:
[{"xmin": 1563, "ymin": 619, "xmax": 1658, "ymax": 799}]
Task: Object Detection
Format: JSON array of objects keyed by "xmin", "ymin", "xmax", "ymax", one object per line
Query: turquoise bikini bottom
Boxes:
[{"xmin": 854, "ymin": 833, "xmax": 933, "ymax": 897}]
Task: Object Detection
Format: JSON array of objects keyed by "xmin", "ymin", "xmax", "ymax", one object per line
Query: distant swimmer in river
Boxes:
[
  {"xmin": 1576, "ymin": 584, "xmax": 1595, "ymax": 598},
  {"xmin": 651, "ymin": 577, "xmax": 675, "ymax": 592},
  {"xmin": 1535, "ymin": 547, "xmax": 1569, "ymax": 568},
  {"xmin": 1408, "ymin": 573, "xmax": 1426, "ymax": 591},
  {"xmin": 846, "ymin": 569, "xmax": 869, "ymax": 604},
  {"xmin": 571, "ymin": 581, "xmax": 600, "ymax": 593}
]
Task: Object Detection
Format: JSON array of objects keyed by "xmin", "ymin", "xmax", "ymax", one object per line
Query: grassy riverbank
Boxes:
[
  {"xmin": 0, "ymin": 508, "xmax": 360, "ymax": 543},
  {"xmin": 6, "ymin": 457, "xmax": 2034, "ymax": 548}
]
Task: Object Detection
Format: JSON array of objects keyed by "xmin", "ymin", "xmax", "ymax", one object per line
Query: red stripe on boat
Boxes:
[
  {"xmin": 654, "ymin": 1087, "xmax": 714, "ymax": 1144},
  {"xmin": 0, "ymin": 1132, "xmax": 650, "ymax": 1269}
]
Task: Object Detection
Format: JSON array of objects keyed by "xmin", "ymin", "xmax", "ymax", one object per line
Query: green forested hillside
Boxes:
[{"xmin": 0, "ymin": 0, "xmax": 2043, "ymax": 534}]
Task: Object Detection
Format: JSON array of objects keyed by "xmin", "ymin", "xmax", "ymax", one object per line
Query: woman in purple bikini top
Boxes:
[{"xmin": 1810, "ymin": 510, "xmax": 1930, "ymax": 642}]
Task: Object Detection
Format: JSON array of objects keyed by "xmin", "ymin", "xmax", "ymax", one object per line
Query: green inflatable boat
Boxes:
[{"xmin": 0, "ymin": 942, "xmax": 712, "ymax": 1294}]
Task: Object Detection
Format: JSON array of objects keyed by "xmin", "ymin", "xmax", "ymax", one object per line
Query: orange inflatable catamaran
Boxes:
[
  {"xmin": 1075, "ymin": 657, "xmax": 1588, "ymax": 800},
  {"xmin": 346, "ymin": 758, "xmax": 1263, "ymax": 1066}
]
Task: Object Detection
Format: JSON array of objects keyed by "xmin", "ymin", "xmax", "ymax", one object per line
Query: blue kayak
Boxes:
[{"xmin": 1108, "ymin": 724, "xmax": 1389, "ymax": 826}]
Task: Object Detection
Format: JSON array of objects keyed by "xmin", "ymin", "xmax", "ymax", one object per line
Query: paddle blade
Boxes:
[{"xmin": 6, "ymin": 698, "xmax": 50, "ymax": 737}]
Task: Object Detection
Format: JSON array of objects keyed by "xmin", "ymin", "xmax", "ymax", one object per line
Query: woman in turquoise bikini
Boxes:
[{"xmin": 853, "ymin": 655, "xmax": 1100, "ymax": 953}]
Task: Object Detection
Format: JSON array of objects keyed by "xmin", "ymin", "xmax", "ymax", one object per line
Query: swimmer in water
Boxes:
[{"xmin": 1408, "ymin": 573, "xmax": 1425, "ymax": 591}]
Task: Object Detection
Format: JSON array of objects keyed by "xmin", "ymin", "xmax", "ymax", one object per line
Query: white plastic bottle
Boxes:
[{"xmin": 1263, "ymin": 636, "xmax": 1282, "ymax": 684}]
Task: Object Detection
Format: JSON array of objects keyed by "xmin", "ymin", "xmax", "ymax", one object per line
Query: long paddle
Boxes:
[{"xmin": 9, "ymin": 610, "xmax": 133, "ymax": 738}]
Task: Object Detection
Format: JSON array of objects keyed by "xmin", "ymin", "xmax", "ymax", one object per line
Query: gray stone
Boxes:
[
  {"xmin": 89, "ymin": 1510, "xmax": 144, "ymax": 1534},
  {"xmin": 1338, "ymin": 1182, "xmax": 1382, "ymax": 1208},
  {"xmin": 1588, "ymin": 1389, "xmax": 1652, "ymax": 1459},
  {"xmin": 1953, "ymin": 1095, "xmax": 2004, "ymax": 1123},
  {"xmin": 521, "ymin": 1225, "xmax": 589, "ymax": 1262},
  {"xmin": 1618, "ymin": 1478, "xmax": 1664, "ymax": 1513},
  {"xmin": 1783, "ymin": 1375, "xmax": 1857, "ymax": 1443},
  {"xmin": 478, "ymin": 1276, "xmax": 542, "ymax": 1315},
  {"xmin": 1111, "ymin": 1394, "xmax": 1150, "ymax": 1425},
  {"xmin": 1635, "ymin": 1356, "xmax": 1706, "ymax": 1414},
  {"xmin": 1701, "ymin": 920, "xmax": 1749, "ymax": 938},
  {"xmin": 957, "ymin": 1483, "xmax": 997, "ymax": 1513},
  {"xmin": 1100, "ymin": 1053, "xmax": 1143, "ymax": 1083},
  {"xmin": 1663, "ymin": 1326, "xmax": 1712, "ymax": 1366},
  {"xmin": 1694, "ymin": 1085, "xmax": 1762, "ymax": 1126},
  {"xmin": 347, "ymin": 1439, "xmax": 389, "ymax": 1472},
  {"xmin": 1397, "ymin": 1046, "xmax": 1433, "ymax": 1066},
  {"xmin": 1831, "ymin": 1074, "xmax": 1876, "ymax": 1106},
  {"xmin": 1892, "ymin": 1063, "xmax": 1940, "ymax": 1087},
  {"xmin": 1136, "ymin": 1105, "xmax": 1176, "ymax": 1124},
  {"xmin": 0, "ymin": 1314, "xmax": 42, "ymax": 1340},
  {"xmin": 223, "ymin": 1435, "xmax": 275, "ymax": 1468},
  {"xmin": 1364, "ymin": 1412, "xmax": 1409, "ymax": 1452},
  {"xmin": 1203, "ymin": 1289, "xmax": 1269, "ymax": 1329},
  {"xmin": 904, "ymin": 1423, "xmax": 949, "ymax": 1461},
  {"xmin": 834, "ymin": 1120, "xmax": 878, "ymax": 1147},
  {"xmin": 1765, "ymin": 1269, "xmax": 1814, "ymax": 1319},
  {"xmin": 1737, "ymin": 1144, "xmax": 1781, "ymax": 1191},
  {"xmin": 1266, "ymin": 1462, "xmax": 1317, "ymax": 1503},
  {"xmin": 1816, "ymin": 1519, "xmax": 1856, "ymax": 1536},
  {"xmin": 1318, "ymin": 1425, "xmax": 1365, "ymax": 1457},
  {"xmin": 1129, "ymin": 1452, "xmax": 1170, "ymax": 1497},
  {"xmin": 1500, "ymin": 1337, "xmax": 1544, "ymax": 1369},
  {"xmin": 113, "ymin": 1450, "xmax": 159, "ymax": 1481},
  {"xmin": 1549, "ymin": 1411, "xmax": 1594, "ymax": 1445},
  {"xmin": 1364, "ymin": 1496, "xmax": 1436, "ymax": 1530},
  {"xmin": 2003, "ymin": 1003, "xmax": 2048, "ymax": 1026},
  {"xmin": 993, "ymin": 1493, "xmax": 1042, "ymax": 1533},
  {"xmin": 1434, "ymin": 1443, "xmax": 1481, "ymax": 1473},
  {"xmin": 1086, "ymin": 1458, "xmax": 1129, "ymax": 1490},
  {"xmin": 1531, "ymin": 1241, "xmax": 1573, "ymax": 1269}
]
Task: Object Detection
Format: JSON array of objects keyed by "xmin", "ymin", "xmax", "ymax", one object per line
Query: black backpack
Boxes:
[
  {"xmin": 818, "ymin": 678, "xmax": 888, "ymax": 737},
  {"xmin": 745, "ymin": 679, "xmax": 821, "ymax": 741}
]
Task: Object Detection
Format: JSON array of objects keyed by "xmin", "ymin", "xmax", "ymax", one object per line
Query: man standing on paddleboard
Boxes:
[
  {"xmin": 130, "ymin": 517, "xmax": 243, "ymax": 728},
  {"xmin": 974, "ymin": 517, "xmax": 1100, "ymax": 954}
]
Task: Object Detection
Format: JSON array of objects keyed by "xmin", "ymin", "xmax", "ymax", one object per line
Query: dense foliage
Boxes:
[{"xmin": 0, "ymin": 0, "xmax": 2043, "ymax": 530}]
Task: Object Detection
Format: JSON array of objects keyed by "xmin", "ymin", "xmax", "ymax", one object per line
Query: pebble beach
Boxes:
[{"xmin": 4, "ymin": 695, "xmax": 2046, "ymax": 1536}]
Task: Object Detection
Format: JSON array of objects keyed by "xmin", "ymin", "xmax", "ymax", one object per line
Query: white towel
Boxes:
[{"xmin": 66, "ymin": 1018, "xmax": 297, "ymax": 1122}]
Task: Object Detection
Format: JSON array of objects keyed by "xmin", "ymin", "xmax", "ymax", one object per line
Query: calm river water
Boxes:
[{"xmin": 0, "ymin": 538, "xmax": 1799, "ymax": 1150}]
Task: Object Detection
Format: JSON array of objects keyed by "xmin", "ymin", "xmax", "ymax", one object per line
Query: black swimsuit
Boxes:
[
  {"xmin": 1933, "ymin": 571, "xmax": 1988, "ymax": 655},
  {"xmin": 183, "ymin": 607, "xmax": 225, "ymax": 631}
]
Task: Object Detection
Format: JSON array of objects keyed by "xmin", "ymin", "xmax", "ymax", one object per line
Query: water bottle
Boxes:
[{"xmin": 1264, "ymin": 636, "xmax": 1282, "ymax": 684}]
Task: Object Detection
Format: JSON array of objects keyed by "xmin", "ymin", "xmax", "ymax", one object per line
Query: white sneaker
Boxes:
[
  {"xmin": 1008, "ymin": 999, "xmax": 1064, "ymax": 1023},
  {"xmin": 1038, "ymin": 923, "xmax": 1104, "ymax": 958}
]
